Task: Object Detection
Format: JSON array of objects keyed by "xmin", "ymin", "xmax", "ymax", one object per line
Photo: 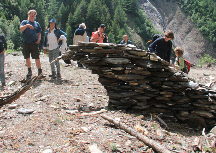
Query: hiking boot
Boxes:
[
  {"xmin": 57, "ymin": 73, "xmax": 61, "ymax": 79},
  {"xmin": 1, "ymin": 82, "xmax": 6, "ymax": 87},
  {"xmin": 38, "ymin": 69, "xmax": 46, "ymax": 78},
  {"xmin": 49, "ymin": 71, "xmax": 56, "ymax": 78},
  {"xmin": 26, "ymin": 71, "xmax": 32, "ymax": 80}
]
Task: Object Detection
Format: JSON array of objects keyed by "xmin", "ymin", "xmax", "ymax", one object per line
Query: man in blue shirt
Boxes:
[
  {"xmin": 20, "ymin": 9, "xmax": 44, "ymax": 80},
  {"xmin": 120, "ymin": 35, "xmax": 132, "ymax": 44}
]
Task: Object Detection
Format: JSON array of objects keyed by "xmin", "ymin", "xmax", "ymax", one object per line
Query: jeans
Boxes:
[
  {"xmin": 0, "ymin": 54, "xmax": 5, "ymax": 83},
  {"xmin": 47, "ymin": 48, "xmax": 60, "ymax": 74}
]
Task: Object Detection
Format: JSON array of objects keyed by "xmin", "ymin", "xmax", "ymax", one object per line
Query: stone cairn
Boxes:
[{"xmin": 56, "ymin": 42, "xmax": 216, "ymax": 129}]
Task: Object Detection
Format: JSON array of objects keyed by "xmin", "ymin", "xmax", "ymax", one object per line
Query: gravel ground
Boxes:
[{"xmin": 0, "ymin": 53, "xmax": 215, "ymax": 153}]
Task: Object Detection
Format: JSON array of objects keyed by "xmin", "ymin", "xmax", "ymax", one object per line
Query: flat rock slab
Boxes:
[
  {"xmin": 18, "ymin": 108, "xmax": 34, "ymax": 114},
  {"xmin": 8, "ymin": 104, "xmax": 18, "ymax": 109},
  {"xmin": 104, "ymin": 58, "xmax": 130, "ymax": 64}
]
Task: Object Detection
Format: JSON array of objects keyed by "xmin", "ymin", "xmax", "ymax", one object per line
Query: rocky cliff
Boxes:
[{"xmin": 139, "ymin": 0, "xmax": 216, "ymax": 65}]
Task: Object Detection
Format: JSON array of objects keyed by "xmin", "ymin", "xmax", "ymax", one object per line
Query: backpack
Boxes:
[
  {"xmin": 147, "ymin": 34, "xmax": 162, "ymax": 44},
  {"xmin": 178, "ymin": 58, "xmax": 191, "ymax": 74},
  {"xmin": 91, "ymin": 32, "xmax": 108, "ymax": 43},
  {"xmin": 184, "ymin": 59, "xmax": 191, "ymax": 73}
]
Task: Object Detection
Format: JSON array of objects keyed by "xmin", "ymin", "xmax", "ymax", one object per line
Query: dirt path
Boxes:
[{"xmin": 0, "ymin": 54, "xmax": 214, "ymax": 152}]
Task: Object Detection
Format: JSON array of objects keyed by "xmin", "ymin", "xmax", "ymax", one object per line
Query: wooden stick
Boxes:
[
  {"xmin": 0, "ymin": 74, "xmax": 42, "ymax": 106},
  {"xmin": 153, "ymin": 114, "xmax": 168, "ymax": 130},
  {"xmin": 101, "ymin": 114, "xmax": 171, "ymax": 153},
  {"xmin": 80, "ymin": 109, "xmax": 107, "ymax": 116}
]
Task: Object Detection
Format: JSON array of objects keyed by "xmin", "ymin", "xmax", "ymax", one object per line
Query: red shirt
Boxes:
[{"xmin": 91, "ymin": 31, "xmax": 103, "ymax": 43}]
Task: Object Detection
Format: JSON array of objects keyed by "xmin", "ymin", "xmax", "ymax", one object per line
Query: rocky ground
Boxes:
[{"xmin": 0, "ymin": 53, "xmax": 216, "ymax": 153}]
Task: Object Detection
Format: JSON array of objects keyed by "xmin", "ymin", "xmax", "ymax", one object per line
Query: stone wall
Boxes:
[{"xmin": 61, "ymin": 42, "xmax": 216, "ymax": 129}]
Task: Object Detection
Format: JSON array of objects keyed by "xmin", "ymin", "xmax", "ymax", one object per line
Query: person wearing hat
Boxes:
[
  {"xmin": 73, "ymin": 23, "xmax": 88, "ymax": 67},
  {"xmin": 43, "ymin": 18, "xmax": 67, "ymax": 79},
  {"xmin": 73, "ymin": 23, "xmax": 87, "ymax": 45},
  {"xmin": 20, "ymin": 9, "xmax": 43, "ymax": 80},
  {"xmin": 90, "ymin": 24, "xmax": 106, "ymax": 43}
]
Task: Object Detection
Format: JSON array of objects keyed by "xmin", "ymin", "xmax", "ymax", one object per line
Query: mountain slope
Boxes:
[{"xmin": 139, "ymin": 0, "xmax": 215, "ymax": 64}]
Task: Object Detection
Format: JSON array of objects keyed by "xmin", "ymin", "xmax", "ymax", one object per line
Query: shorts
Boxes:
[{"xmin": 22, "ymin": 42, "xmax": 40, "ymax": 59}]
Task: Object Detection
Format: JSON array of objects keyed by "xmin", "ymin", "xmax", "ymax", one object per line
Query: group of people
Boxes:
[
  {"xmin": 148, "ymin": 30, "xmax": 188, "ymax": 73},
  {"xmin": 0, "ymin": 9, "xmax": 188, "ymax": 88}
]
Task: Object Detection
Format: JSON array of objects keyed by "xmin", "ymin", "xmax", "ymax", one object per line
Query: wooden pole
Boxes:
[{"xmin": 101, "ymin": 114, "xmax": 171, "ymax": 153}]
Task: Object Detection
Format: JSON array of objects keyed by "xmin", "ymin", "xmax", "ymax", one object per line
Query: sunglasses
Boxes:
[{"xmin": 165, "ymin": 35, "xmax": 171, "ymax": 38}]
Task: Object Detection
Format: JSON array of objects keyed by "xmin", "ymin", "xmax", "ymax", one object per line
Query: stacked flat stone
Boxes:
[{"xmin": 63, "ymin": 42, "xmax": 216, "ymax": 129}]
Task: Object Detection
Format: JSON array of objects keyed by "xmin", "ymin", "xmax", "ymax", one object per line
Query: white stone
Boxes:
[
  {"xmin": 0, "ymin": 131, "xmax": 5, "ymax": 138},
  {"xmin": 18, "ymin": 108, "xmax": 34, "ymax": 114},
  {"xmin": 210, "ymin": 126, "xmax": 216, "ymax": 135},
  {"xmin": 66, "ymin": 110, "xmax": 78, "ymax": 114},
  {"xmin": 42, "ymin": 149, "xmax": 53, "ymax": 153},
  {"xmin": 8, "ymin": 104, "xmax": 18, "ymax": 109},
  {"xmin": 89, "ymin": 144, "xmax": 102, "ymax": 153}
]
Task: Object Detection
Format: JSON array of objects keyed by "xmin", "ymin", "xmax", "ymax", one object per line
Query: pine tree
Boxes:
[
  {"xmin": 66, "ymin": 25, "xmax": 73, "ymax": 45},
  {"xmin": 71, "ymin": 0, "xmax": 87, "ymax": 34},
  {"xmin": 116, "ymin": 28, "xmax": 126, "ymax": 43},
  {"xmin": 113, "ymin": 5, "xmax": 127, "ymax": 29},
  {"xmin": 66, "ymin": 12, "xmax": 74, "ymax": 44},
  {"xmin": 86, "ymin": 0, "xmax": 102, "ymax": 34},
  {"xmin": 36, "ymin": 0, "xmax": 46, "ymax": 48},
  {"xmin": 101, "ymin": 4, "xmax": 111, "ymax": 34},
  {"xmin": 56, "ymin": 3, "xmax": 68, "ymax": 31},
  {"xmin": 9, "ymin": 15, "xmax": 22, "ymax": 49},
  {"xmin": 47, "ymin": 0, "xmax": 59, "ymax": 20},
  {"xmin": 107, "ymin": 31, "xmax": 115, "ymax": 43}
]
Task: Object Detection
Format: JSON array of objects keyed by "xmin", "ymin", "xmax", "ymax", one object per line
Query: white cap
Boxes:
[{"xmin": 79, "ymin": 23, "xmax": 86, "ymax": 29}]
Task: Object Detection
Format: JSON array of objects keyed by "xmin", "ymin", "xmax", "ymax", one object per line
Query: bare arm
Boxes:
[
  {"xmin": 20, "ymin": 24, "xmax": 34, "ymax": 31},
  {"xmin": 36, "ymin": 33, "xmax": 41, "ymax": 44}
]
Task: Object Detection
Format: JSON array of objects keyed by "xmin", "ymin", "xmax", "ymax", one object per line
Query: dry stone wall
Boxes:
[{"xmin": 61, "ymin": 42, "xmax": 216, "ymax": 129}]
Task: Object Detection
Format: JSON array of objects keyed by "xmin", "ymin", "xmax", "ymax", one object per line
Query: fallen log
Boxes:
[
  {"xmin": 0, "ymin": 74, "xmax": 41, "ymax": 106},
  {"xmin": 101, "ymin": 114, "xmax": 171, "ymax": 153}
]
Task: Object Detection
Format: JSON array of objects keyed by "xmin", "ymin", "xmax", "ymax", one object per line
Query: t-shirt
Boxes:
[
  {"xmin": 20, "ymin": 20, "xmax": 42, "ymax": 43},
  {"xmin": 47, "ymin": 29, "xmax": 58, "ymax": 50},
  {"xmin": 174, "ymin": 56, "xmax": 185, "ymax": 71}
]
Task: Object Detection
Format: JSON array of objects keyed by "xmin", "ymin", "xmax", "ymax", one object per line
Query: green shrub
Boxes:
[{"xmin": 198, "ymin": 54, "xmax": 216, "ymax": 66}]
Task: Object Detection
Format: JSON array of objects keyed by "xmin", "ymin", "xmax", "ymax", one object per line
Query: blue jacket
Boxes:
[
  {"xmin": 74, "ymin": 27, "xmax": 85, "ymax": 36},
  {"xmin": 120, "ymin": 40, "xmax": 132, "ymax": 44},
  {"xmin": 44, "ymin": 28, "xmax": 67, "ymax": 48}
]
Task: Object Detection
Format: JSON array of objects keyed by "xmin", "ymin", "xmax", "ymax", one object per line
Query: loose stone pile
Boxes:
[{"xmin": 60, "ymin": 42, "xmax": 216, "ymax": 129}]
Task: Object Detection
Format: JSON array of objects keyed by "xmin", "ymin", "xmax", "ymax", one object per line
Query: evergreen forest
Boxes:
[
  {"xmin": 176, "ymin": 0, "xmax": 216, "ymax": 48},
  {"xmin": 1, "ymin": 0, "xmax": 215, "ymax": 52},
  {"xmin": 0, "ymin": 0, "xmax": 158, "ymax": 51}
]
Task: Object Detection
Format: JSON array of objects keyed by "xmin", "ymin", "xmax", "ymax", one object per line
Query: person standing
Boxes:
[
  {"xmin": 0, "ymin": 33, "xmax": 7, "ymax": 88},
  {"xmin": 148, "ymin": 30, "xmax": 174, "ymax": 62},
  {"xmin": 90, "ymin": 24, "xmax": 106, "ymax": 43},
  {"xmin": 73, "ymin": 23, "xmax": 87, "ymax": 67},
  {"xmin": 20, "ymin": 9, "xmax": 43, "ymax": 80},
  {"xmin": 120, "ymin": 35, "xmax": 132, "ymax": 44},
  {"xmin": 73, "ymin": 23, "xmax": 87, "ymax": 45},
  {"xmin": 43, "ymin": 19, "xmax": 67, "ymax": 79}
]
